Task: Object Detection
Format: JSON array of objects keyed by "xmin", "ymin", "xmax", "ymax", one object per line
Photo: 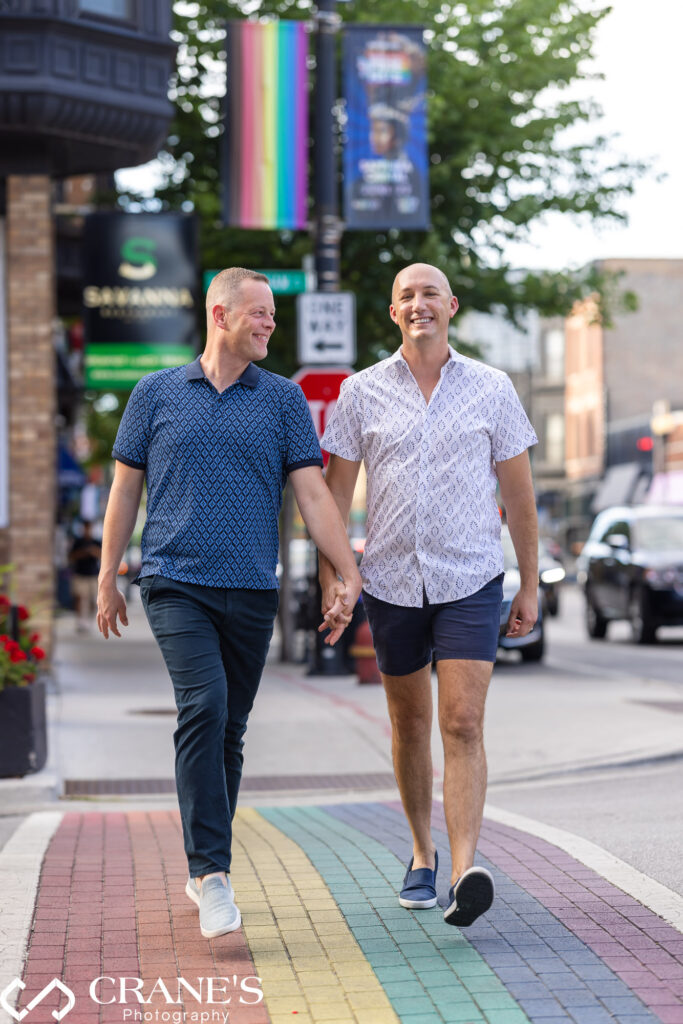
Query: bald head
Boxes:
[
  {"xmin": 389, "ymin": 262, "xmax": 459, "ymax": 345},
  {"xmin": 392, "ymin": 263, "xmax": 452, "ymax": 305}
]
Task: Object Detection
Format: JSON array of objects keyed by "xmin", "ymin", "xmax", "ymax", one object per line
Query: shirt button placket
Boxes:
[{"xmin": 415, "ymin": 406, "xmax": 430, "ymax": 604}]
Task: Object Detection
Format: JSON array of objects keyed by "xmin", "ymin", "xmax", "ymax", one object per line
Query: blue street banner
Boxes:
[{"xmin": 343, "ymin": 25, "xmax": 429, "ymax": 231}]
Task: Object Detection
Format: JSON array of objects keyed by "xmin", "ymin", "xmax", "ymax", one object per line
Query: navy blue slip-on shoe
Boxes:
[
  {"xmin": 399, "ymin": 851, "xmax": 438, "ymax": 909},
  {"xmin": 444, "ymin": 866, "xmax": 494, "ymax": 927}
]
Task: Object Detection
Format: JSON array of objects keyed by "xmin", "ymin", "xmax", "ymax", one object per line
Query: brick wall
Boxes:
[
  {"xmin": 598, "ymin": 259, "xmax": 683, "ymax": 425},
  {"xmin": 565, "ymin": 298, "xmax": 605, "ymax": 481},
  {"xmin": 5, "ymin": 175, "xmax": 56, "ymax": 652}
]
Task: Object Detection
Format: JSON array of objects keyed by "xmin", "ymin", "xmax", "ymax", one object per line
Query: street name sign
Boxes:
[
  {"xmin": 203, "ymin": 268, "xmax": 307, "ymax": 295},
  {"xmin": 297, "ymin": 292, "xmax": 356, "ymax": 365}
]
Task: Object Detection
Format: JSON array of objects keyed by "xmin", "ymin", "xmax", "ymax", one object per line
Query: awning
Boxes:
[
  {"xmin": 58, "ymin": 444, "xmax": 87, "ymax": 488},
  {"xmin": 591, "ymin": 463, "xmax": 648, "ymax": 514}
]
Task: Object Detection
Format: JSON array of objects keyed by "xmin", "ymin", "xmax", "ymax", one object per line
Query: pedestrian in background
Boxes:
[
  {"xmin": 320, "ymin": 263, "xmax": 538, "ymax": 927},
  {"xmin": 97, "ymin": 267, "xmax": 361, "ymax": 939},
  {"xmin": 69, "ymin": 520, "xmax": 101, "ymax": 632}
]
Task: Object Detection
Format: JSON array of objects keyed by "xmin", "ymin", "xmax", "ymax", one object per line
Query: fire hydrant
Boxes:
[{"xmin": 349, "ymin": 618, "xmax": 382, "ymax": 684}]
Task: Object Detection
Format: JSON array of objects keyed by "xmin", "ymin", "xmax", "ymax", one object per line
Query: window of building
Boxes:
[
  {"xmin": 78, "ymin": 0, "xmax": 134, "ymax": 20},
  {"xmin": 545, "ymin": 413, "xmax": 565, "ymax": 467},
  {"xmin": 544, "ymin": 329, "xmax": 564, "ymax": 380}
]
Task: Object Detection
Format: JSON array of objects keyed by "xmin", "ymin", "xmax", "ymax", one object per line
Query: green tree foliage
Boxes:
[{"xmin": 119, "ymin": 0, "xmax": 645, "ymax": 375}]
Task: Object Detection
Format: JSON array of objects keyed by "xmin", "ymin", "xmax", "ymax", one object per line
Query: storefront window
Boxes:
[{"xmin": 78, "ymin": 0, "xmax": 133, "ymax": 20}]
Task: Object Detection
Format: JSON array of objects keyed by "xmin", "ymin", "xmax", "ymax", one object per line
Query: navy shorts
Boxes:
[{"xmin": 362, "ymin": 574, "xmax": 504, "ymax": 676}]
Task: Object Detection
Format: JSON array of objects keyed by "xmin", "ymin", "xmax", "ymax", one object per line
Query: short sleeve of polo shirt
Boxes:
[
  {"xmin": 320, "ymin": 377, "xmax": 363, "ymax": 461},
  {"xmin": 284, "ymin": 384, "xmax": 324, "ymax": 473},
  {"xmin": 112, "ymin": 380, "xmax": 151, "ymax": 470},
  {"xmin": 491, "ymin": 372, "xmax": 538, "ymax": 463}
]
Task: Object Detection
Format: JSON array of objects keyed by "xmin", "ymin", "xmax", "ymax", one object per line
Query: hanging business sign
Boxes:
[
  {"xmin": 83, "ymin": 213, "xmax": 199, "ymax": 389},
  {"xmin": 342, "ymin": 25, "xmax": 430, "ymax": 231}
]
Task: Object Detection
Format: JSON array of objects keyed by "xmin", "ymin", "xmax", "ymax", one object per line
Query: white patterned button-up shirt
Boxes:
[{"xmin": 321, "ymin": 345, "xmax": 537, "ymax": 607}]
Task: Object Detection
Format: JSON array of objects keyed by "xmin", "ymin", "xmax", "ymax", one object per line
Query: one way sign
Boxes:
[{"xmin": 297, "ymin": 292, "xmax": 356, "ymax": 365}]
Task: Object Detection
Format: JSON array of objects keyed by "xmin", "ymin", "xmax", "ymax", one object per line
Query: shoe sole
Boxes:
[
  {"xmin": 200, "ymin": 908, "xmax": 242, "ymax": 938},
  {"xmin": 444, "ymin": 870, "xmax": 494, "ymax": 927},
  {"xmin": 399, "ymin": 895, "xmax": 438, "ymax": 909}
]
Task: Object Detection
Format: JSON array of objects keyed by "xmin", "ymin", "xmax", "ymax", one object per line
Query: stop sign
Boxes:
[{"xmin": 292, "ymin": 366, "xmax": 353, "ymax": 464}]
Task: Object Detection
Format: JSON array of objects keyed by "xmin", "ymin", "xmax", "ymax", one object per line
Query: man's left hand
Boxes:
[{"xmin": 505, "ymin": 588, "xmax": 538, "ymax": 638}]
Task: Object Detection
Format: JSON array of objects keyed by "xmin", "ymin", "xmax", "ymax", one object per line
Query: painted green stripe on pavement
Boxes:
[{"xmin": 261, "ymin": 806, "xmax": 531, "ymax": 1024}]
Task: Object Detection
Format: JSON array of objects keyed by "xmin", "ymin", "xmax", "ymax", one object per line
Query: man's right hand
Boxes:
[{"xmin": 97, "ymin": 582, "xmax": 129, "ymax": 639}]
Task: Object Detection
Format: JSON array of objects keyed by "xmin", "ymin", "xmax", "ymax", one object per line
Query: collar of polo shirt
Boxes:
[{"xmin": 184, "ymin": 355, "xmax": 259, "ymax": 388}]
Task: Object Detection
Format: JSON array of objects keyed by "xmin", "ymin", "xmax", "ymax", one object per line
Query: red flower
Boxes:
[
  {"xmin": 17, "ymin": 606, "xmax": 30, "ymax": 621},
  {"xmin": 0, "ymin": 635, "xmax": 8, "ymax": 643},
  {"xmin": 10, "ymin": 650, "xmax": 27, "ymax": 663},
  {"xmin": 30, "ymin": 646, "xmax": 46, "ymax": 661},
  {"xmin": 29, "ymin": 632, "xmax": 40, "ymax": 644},
  {"xmin": 0, "ymin": 595, "xmax": 10, "ymax": 608}
]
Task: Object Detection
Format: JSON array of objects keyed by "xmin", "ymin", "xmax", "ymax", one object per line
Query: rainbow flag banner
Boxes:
[{"xmin": 225, "ymin": 20, "xmax": 309, "ymax": 230}]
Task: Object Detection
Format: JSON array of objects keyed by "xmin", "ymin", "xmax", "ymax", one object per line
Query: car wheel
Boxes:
[
  {"xmin": 547, "ymin": 591, "xmax": 559, "ymax": 617},
  {"xmin": 629, "ymin": 589, "xmax": 657, "ymax": 644},
  {"xmin": 585, "ymin": 590, "xmax": 608, "ymax": 639},
  {"xmin": 520, "ymin": 634, "xmax": 544, "ymax": 662}
]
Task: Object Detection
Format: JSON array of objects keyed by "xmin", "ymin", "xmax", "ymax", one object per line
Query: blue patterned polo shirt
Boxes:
[{"xmin": 112, "ymin": 356, "xmax": 323, "ymax": 589}]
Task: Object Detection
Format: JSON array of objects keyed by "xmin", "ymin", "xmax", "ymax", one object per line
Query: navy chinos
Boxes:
[{"xmin": 141, "ymin": 575, "xmax": 278, "ymax": 877}]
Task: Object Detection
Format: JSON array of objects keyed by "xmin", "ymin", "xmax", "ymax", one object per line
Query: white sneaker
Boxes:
[{"xmin": 191, "ymin": 876, "xmax": 241, "ymax": 938}]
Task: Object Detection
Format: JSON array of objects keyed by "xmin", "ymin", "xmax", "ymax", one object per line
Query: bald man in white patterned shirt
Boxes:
[{"xmin": 319, "ymin": 263, "xmax": 538, "ymax": 928}]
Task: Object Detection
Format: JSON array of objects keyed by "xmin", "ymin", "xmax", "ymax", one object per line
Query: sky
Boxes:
[
  {"xmin": 502, "ymin": 0, "xmax": 683, "ymax": 270},
  {"xmin": 117, "ymin": 0, "xmax": 683, "ymax": 273}
]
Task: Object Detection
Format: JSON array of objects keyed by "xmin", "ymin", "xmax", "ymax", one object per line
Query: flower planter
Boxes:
[{"xmin": 0, "ymin": 678, "xmax": 47, "ymax": 777}]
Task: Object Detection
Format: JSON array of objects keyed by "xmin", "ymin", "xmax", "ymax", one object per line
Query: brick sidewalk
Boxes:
[{"xmin": 5, "ymin": 804, "xmax": 683, "ymax": 1024}]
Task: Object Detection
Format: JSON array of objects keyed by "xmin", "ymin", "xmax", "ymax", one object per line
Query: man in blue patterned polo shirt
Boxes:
[{"xmin": 97, "ymin": 268, "xmax": 361, "ymax": 939}]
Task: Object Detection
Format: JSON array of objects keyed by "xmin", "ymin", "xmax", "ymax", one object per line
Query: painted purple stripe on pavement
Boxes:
[{"xmin": 325, "ymin": 802, "xmax": 666, "ymax": 1024}]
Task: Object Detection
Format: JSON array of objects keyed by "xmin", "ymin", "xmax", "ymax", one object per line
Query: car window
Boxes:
[
  {"xmin": 599, "ymin": 519, "xmax": 630, "ymax": 543},
  {"xmin": 633, "ymin": 516, "xmax": 683, "ymax": 551}
]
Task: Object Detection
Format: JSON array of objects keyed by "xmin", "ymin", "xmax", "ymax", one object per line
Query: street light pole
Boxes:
[{"xmin": 313, "ymin": 0, "xmax": 341, "ymax": 293}]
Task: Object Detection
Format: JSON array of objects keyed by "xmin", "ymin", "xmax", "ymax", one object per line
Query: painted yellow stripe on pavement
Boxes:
[{"xmin": 232, "ymin": 808, "xmax": 399, "ymax": 1024}]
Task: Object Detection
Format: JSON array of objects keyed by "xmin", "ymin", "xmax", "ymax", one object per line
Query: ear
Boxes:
[
  {"xmin": 389, "ymin": 303, "xmax": 399, "ymax": 325},
  {"xmin": 211, "ymin": 303, "xmax": 228, "ymax": 330},
  {"xmin": 450, "ymin": 295, "xmax": 459, "ymax": 317}
]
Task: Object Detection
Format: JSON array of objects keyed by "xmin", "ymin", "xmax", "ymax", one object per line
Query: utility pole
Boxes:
[{"xmin": 313, "ymin": 0, "xmax": 342, "ymax": 293}]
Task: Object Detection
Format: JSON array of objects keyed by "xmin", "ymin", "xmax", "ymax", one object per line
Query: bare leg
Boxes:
[
  {"xmin": 436, "ymin": 658, "xmax": 493, "ymax": 884},
  {"xmin": 382, "ymin": 664, "xmax": 436, "ymax": 870}
]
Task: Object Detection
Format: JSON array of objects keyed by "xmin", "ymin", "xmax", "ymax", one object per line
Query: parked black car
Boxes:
[{"xmin": 577, "ymin": 505, "xmax": 683, "ymax": 643}]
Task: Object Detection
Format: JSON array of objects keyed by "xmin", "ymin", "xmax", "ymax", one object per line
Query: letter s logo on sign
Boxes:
[
  {"xmin": 118, "ymin": 238, "xmax": 158, "ymax": 281},
  {"xmin": 0, "ymin": 979, "xmax": 76, "ymax": 1021}
]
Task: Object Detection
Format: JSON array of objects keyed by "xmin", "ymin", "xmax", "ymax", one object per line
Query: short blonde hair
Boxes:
[{"xmin": 205, "ymin": 267, "xmax": 270, "ymax": 310}]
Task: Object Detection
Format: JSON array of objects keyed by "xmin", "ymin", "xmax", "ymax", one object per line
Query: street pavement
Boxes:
[{"xmin": 1, "ymin": 586, "xmax": 682, "ymax": 1024}]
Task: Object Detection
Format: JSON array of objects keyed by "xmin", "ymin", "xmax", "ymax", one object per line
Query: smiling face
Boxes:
[
  {"xmin": 390, "ymin": 264, "xmax": 459, "ymax": 346},
  {"xmin": 213, "ymin": 279, "xmax": 276, "ymax": 363}
]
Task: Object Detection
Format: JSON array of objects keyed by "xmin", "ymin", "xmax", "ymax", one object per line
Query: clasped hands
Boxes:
[{"xmin": 319, "ymin": 573, "xmax": 362, "ymax": 646}]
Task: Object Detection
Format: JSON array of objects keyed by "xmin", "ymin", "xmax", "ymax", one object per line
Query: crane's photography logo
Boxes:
[
  {"xmin": 0, "ymin": 976, "xmax": 263, "ymax": 1022},
  {"xmin": 0, "ymin": 978, "xmax": 75, "ymax": 1021},
  {"xmin": 118, "ymin": 237, "xmax": 159, "ymax": 281}
]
